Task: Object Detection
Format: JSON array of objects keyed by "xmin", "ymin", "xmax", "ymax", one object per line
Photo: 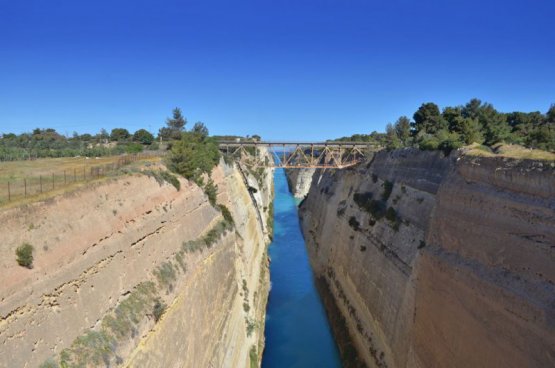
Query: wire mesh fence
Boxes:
[{"xmin": 0, "ymin": 153, "xmax": 157, "ymax": 204}]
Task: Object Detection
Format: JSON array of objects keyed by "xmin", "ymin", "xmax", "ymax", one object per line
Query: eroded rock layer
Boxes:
[
  {"xmin": 297, "ymin": 148, "xmax": 555, "ymax": 368},
  {"xmin": 0, "ymin": 160, "xmax": 273, "ymax": 368}
]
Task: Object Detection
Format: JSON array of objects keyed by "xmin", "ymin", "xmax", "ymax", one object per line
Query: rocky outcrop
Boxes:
[
  {"xmin": 297, "ymin": 148, "xmax": 555, "ymax": 368},
  {"xmin": 285, "ymin": 168, "xmax": 315, "ymax": 199},
  {"xmin": 0, "ymin": 160, "xmax": 273, "ymax": 368}
]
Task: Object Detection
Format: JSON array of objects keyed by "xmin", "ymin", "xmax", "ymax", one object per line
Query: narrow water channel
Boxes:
[{"xmin": 262, "ymin": 169, "xmax": 341, "ymax": 367}]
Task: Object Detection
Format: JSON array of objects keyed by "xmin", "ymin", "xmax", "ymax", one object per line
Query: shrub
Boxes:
[
  {"xmin": 418, "ymin": 240, "xmax": 426, "ymax": 249},
  {"xmin": 16, "ymin": 243, "xmax": 34, "ymax": 268},
  {"xmin": 348, "ymin": 216, "xmax": 361, "ymax": 231},
  {"xmin": 382, "ymin": 180, "xmax": 394, "ymax": 201},
  {"xmin": 153, "ymin": 262, "xmax": 177, "ymax": 290},
  {"xmin": 385, "ymin": 207, "xmax": 397, "ymax": 223},
  {"xmin": 371, "ymin": 173, "xmax": 378, "ymax": 183},
  {"xmin": 39, "ymin": 358, "xmax": 59, "ymax": 368},
  {"xmin": 160, "ymin": 171, "xmax": 180, "ymax": 190},
  {"xmin": 267, "ymin": 201, "xmax": 274, "ymax": 240},
  {"xmin": 249, "ymin": 346, "xmax": 258, "ymax": 368},
  {"xmin": 204, "ymin": 179, "xmax": 218, "ymax": 206},
  {"xmin": 152, "ymin": 299, "xmax": 167, "ymax": 322},
  {"xmin": 218, "ymin": 204, "xmax": 234, "ymax": 225}
]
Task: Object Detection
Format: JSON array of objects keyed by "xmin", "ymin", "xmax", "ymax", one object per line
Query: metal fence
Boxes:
[{"xmin": 0, "ymin": 154, "xmax": 156, "ymax": 204}]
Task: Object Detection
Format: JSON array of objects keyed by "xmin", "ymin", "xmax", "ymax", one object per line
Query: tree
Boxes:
[
  {"xmin": 547, "ymin": 104, "xmax": 555, "ymax": 123},
  {"xmin": 394, "ymin": 116, "xmax": 411, "ymax": 146},
  {"xmin": 443, "ymin": 106, "xmax": 483, "ymax": 144},
  {"xmin": 160, "ymin": 107, "xmax": 187, "ymax": 141},
  {"xmin": 412, "ymin": 102, "xmax": 447, "ymax": 135},
  {"xmin": 110, "ymin": 128, "xmax": 130, "ymax": 141},
  {"xmin": 192, "ymin": 122, "xmax": 209, "ymax": 138},
  {"xmin": 133, "ymin": 129, "xmax": 155, "ymax": 145},
  {"xmin": 385, "ymin": 123, "xmax": 401, "ymax": 149},
  {"xmin": 167, "ymin": 131, "xmax": 220, "ymax": 184}
]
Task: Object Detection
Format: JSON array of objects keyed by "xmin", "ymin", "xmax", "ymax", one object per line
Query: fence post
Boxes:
[
  {"xmin": 40, "ymin": 175, "xmax": 43, "ymax": 193},
  {"xmin": 74, "ymin": 168, "xmax": 76, "ymax": 182},
  {"xmin": 7, "ymin": 181, "xmax": 10, "ymax": 202},
  {"xmin": 52, "ymin": 173, "xmax": 55, "ymax": 190},
  {"xmin": 64, "ymin": 170, "xmax": 67, "ymax": 185},
  {"xmin": 24, "ymin": 179, "xmax": 27, "ymax": 197},
  {"xmin": 83, "ymin": 166, "xmax": 86, "ymax": 180}
]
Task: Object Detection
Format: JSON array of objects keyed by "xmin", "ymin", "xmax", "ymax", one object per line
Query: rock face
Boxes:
[
  {"xmin": 0, "ymin": 160, "xmax": 273, "ymax": 368},
  {"xmin": 285, "ymin": 168, "xmax": 315, "ymax": 199},
  {"xmin": 297, "ymin": 148, "xmax": 555, "ymax": 368}
]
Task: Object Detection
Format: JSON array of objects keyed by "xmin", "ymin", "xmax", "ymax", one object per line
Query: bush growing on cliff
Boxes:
[
  {"xmin": 204, "ymin": 178, "xmax": 218, "ymax": 206},
  {"xmin": 348, "ymin": 216, "xmax": 361, "ymax": 231},
  {"xmin": 16, "ymin": 243, "xmax": 34, "ymax": 268},
  {"xmin": 218, "ymin": 204, "xmax": 234, "ymax": 225},
  {"xmin": 267, "ymin": 201, "xmax": 274, "ymax": 240},
  {"xmin": 154, "ymin": 262, "xmax": 177, "ymax": 291},
  {"xmin": 152, "ymin": 298, "xmax": 167, "ymax": 322},
  {"xmin": 382, "ymin": 180, "xmax": 394, "ymax": 201},
  {"xmin": 39, "ymin": 358, "xmax": 59, "ymax": 368},
  {"xmin": 144, "ymin": 170, "xmax": 180, "ymax": 191}
]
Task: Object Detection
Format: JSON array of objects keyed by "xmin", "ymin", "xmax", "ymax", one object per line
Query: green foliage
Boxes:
[
  {"xmin": 102, "ymin": 282, "xmax": 157, "ymax": 339},
  {"xmin": 110, "ymin": 128, "xmax": 130, "ymax": 142},
  {"xmin": 249, "ymin": 346, "xmax": 258, "ymax": 368},
  {"xmin": 125, "ymin": 142, "xmax": 144, "ymax": 153},
  {"xmin": 382, "ymin": 180, "xmax": 394, "ymax": 201},
  {"xmin": 267, "ymin": 201, "xmax": 274, "ymax": 240},
  {"xmin": 204, "ymin": 178, "xmax": 218, "ymax": 206},
  {"xmin": 385, "ymin": 207, "xmax": 397, "ymax": 222},
  {"xmin": 159, "ymin": 107, "xmax": 187, "ymax": 141},
  {"xmin": 246, "ymin": 318, "xmax": 257, "ymax": 337},
  {"xmin": 348, "ymin": 216, "xmax": 361, "ymax": 231},
  {"xmin": 132, "ymin": 129, "xmax": 154, "ymax": 145},
  {"xmin": 0, "ymin": 128, "xmax": 147, "ymax": 160},
  {"xmin": 351, "ymin": 98, "xmax": 555, "ymax": 154},
  {"xmin": 353, "ymin": 192, "xmax": 387, "ymax": 220},
  {"xmin": 16, "ymin": 243, "xmax": 34, "ymax": 268},
  {"xmin": 144, "ymin": 170, "xmax": 180, "ymax": 190},
  {"xmin": 153, "ymin": 262, "xmax": 177, "ymax": 290},
  {"xmin": 385, "ymin": 123, "xmax": 401, "ymax": 150},
  {"xmin": 166, "ymin": 131, "xmax": 220, "ymax": 184},
  {"xmin": 152, "ymin": 299, "xmax": 167, "ymax": 322},
  {"xmin": 59, "ymin": 331, "xmax": 114, "ymax": 368},
  {"xmin": 218, "ymin": 204, "xmax": 234, "ymax": 225},
  {"xmin": 181, "ymin": 220, "xmax": 233, "ymax": 253},
  {"xmin": 39, "ymin": 358, "xmax": 59, "ymax": 368}
]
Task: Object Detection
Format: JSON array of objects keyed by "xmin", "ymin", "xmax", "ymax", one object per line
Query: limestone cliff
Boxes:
[
  {"xmin": 0, "ymin": 160, "xmax": 273, "ymax": 368},
  {"xmin": 297, "ymin": 148, "xmax": 555, "ymax": 368},
  {"xmin": 285, "ymin": 168, "xmax": 315, "ymax": 199}
]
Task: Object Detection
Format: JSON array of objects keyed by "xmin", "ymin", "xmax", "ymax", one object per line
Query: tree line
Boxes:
[
  {"xmin": 0, "ymin": 108, "xmax": 209, "ymax": 160},
  {"xmin": 333, "ymin": 99, "xmax": 555, "ymax": 154},
  {"xmin": 385, "ymin": 99, "xmax": 555, "ymax": 152}
]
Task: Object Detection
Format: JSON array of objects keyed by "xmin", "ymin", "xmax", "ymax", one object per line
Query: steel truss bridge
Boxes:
[{"xmin": 218, "ymin": 141, "xmax": 381, "ymax": 169}]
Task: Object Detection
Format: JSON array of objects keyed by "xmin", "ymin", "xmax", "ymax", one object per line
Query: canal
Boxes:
[{"xmin": 262, "ymin": 169, "xmax": 341, "ymax": 367}]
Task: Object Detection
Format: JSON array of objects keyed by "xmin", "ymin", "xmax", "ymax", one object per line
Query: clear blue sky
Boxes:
[{"xmin": 1, "ymin": 0, "xmax": 554, "ymax": 140}]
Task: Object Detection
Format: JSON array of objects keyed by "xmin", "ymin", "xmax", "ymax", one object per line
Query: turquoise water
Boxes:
[{"xmin": 262, "ymin": 169, "xmax": 341, "ymax": 368}]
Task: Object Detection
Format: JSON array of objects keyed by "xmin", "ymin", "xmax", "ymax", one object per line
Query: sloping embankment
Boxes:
[
  {"xmin": 0, "ymin": 160, "xmax": 273, "ymax": 368},
  {"xmin": 296, "ymin": 149, "xmax": 555, "ymax": 368}
]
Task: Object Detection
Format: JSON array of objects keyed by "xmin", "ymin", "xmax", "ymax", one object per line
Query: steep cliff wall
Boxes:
[
  {"xmin": 285, "ymin": 168, "xmax": 315, "ymax": 199},
  {"xmin": 0, "ymin": 160, "xmax": 273, "ymax": 368},
  {"xmin": 298, "ymin": 148, "xmax": 555, "ymax": 368}
]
